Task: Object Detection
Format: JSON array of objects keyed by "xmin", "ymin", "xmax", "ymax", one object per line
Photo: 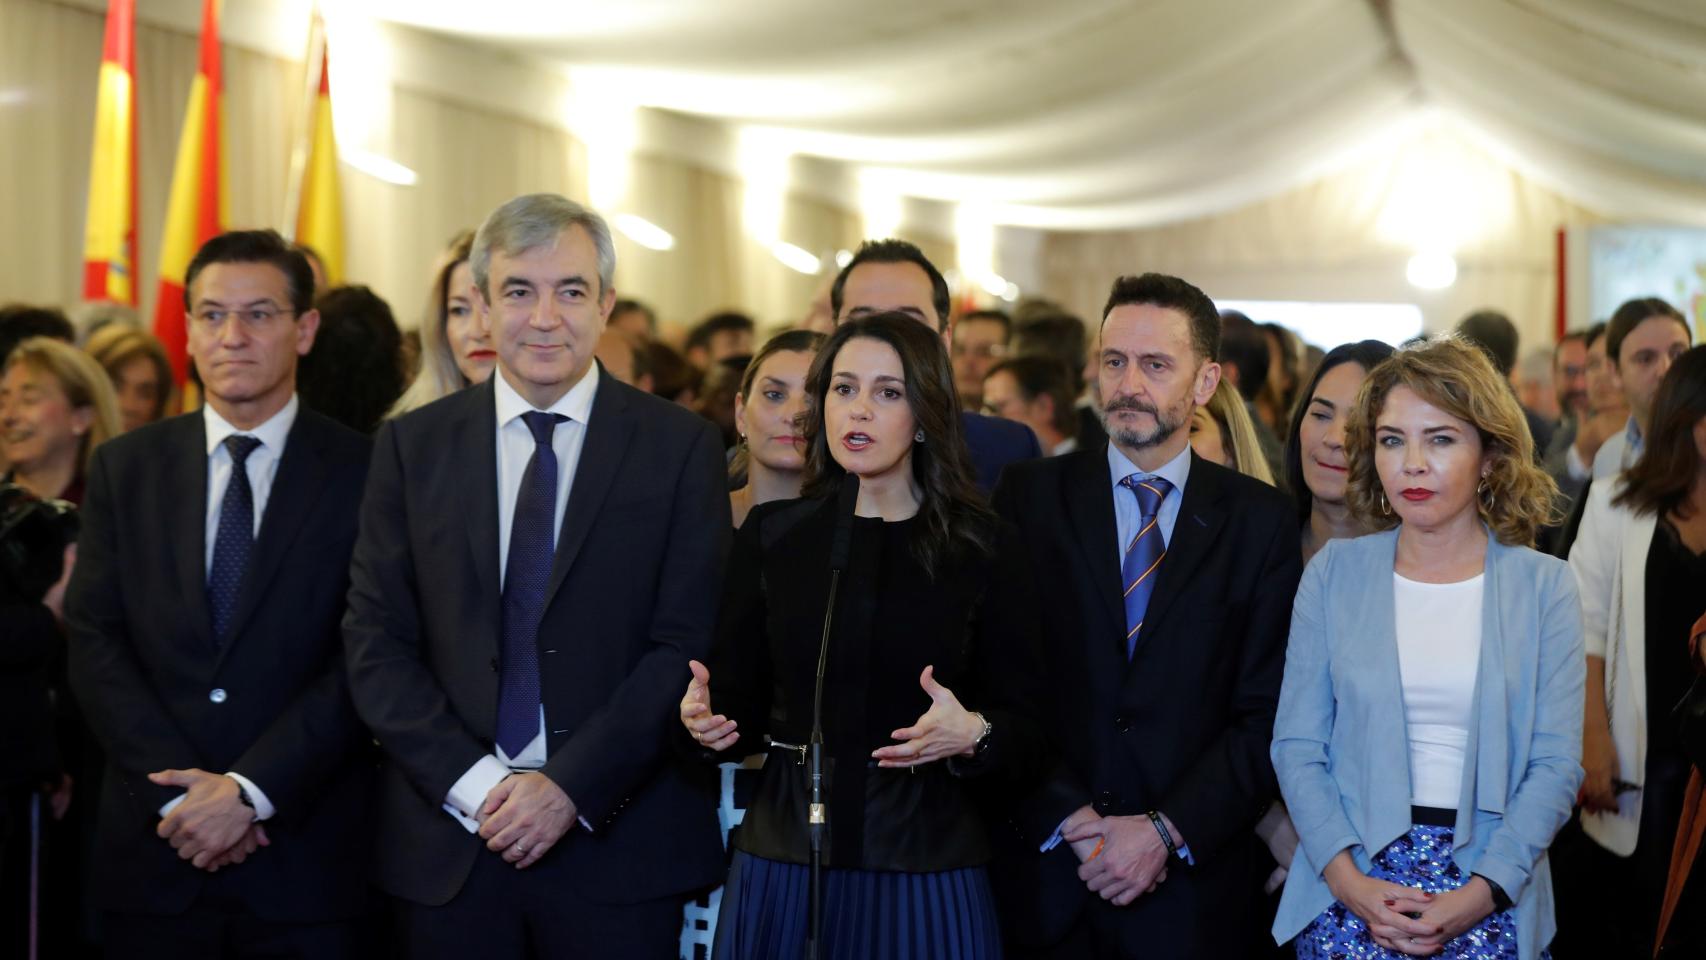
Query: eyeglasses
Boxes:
[{"xmin": 191, "ymin": 307, "xmax": 297, "ymax": 328}]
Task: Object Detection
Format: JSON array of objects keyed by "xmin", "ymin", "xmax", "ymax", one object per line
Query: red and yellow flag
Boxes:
[
  {"xmin": 289, "ymin": 13, "xmax": 344, "ymax": 287},
  {"xmin": 152, "ymin": 0, "xmax": 228, "ymax": 384},
  {"xmin": 82, "ymin": 0, "xmax": 139, "ymax": 305}
]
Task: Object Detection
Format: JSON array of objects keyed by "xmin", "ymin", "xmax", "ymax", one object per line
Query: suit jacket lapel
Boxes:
[
  {"xmin": 460, "ymin": 379, "xmax": 502, "ymax": 614},
  {"xmin": 1137, "ymin": 452, "xmax": 1226, "ymax": 650},
  {"xmin": 1065, "ymin": 445, "xmax": 1125, "ymax": 655},
  {"xmin": 169, "ymin": 415, "xmax": 215, "ymax": 650},
  {"xmin": 544, "ymin": 371, "xmax": 632, "ymax": 608},
  {"xmin": 214, "ymin": 412, "xmax": 330, "ymax": 669}
]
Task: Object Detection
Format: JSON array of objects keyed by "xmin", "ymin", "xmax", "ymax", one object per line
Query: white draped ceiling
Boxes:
[{"xmin": 367, "ymin": 0, "xmax": 1706, "ymax": 231}]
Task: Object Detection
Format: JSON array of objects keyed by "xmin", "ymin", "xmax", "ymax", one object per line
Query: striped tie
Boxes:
[{"xmin": 1119, "ymin": 474, "xmax": 1172, "ymax": 658}]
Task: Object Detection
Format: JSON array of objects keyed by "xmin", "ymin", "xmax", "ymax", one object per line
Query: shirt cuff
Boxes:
[
  {"xmin": 159, "ymin": 792, "xmax": 186, "ymax": 819},
  {"xmin": 225, "ymin": 772, "xmax": 274, "ymax": 821},
  {"xmin": 1040, "ymin": 817, "xmax": 1071, "ymax": 853},
  {"xmin": 444, "ymin": 754, "xmax": 511, "ymax": 824},
  {"xmin": 1566, "ymin": 444, "xmax": 1589, "ymax": 481}
]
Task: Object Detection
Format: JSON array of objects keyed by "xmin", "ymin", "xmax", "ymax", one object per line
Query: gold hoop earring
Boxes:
[
  {"xmin": 1478, "ymin": 478, "xmax": 1494, "ymax": 511},
  {"xmin": 1378, "ymin": 491, "xmax": 1391, "ymax": 516}
]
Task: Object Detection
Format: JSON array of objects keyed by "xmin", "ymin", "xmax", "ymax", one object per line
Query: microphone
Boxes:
[{"xmin": 808, "ymin": 473, "xmax": 858, "ymax": 959}]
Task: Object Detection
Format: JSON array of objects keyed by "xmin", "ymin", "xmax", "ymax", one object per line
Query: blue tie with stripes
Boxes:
[
  {"xmin": 496, "ymin": 410, "xmax": 567, "ymax": 758},
  {"xmin": 1119, "ymin": 474, "xmax": 1172, "ymax": 659}
]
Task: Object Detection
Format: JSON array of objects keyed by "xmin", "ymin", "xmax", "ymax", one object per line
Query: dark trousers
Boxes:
[
  {"xmin": 398, "ymin": 847, "xmax": 685, "ymax": 960},
  {"xmin": 104, "ymin": 906, "xmax": 367, "ymax": 960}
]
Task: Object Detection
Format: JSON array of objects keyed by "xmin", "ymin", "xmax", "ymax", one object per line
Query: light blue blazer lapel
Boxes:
[
  {"xmin": 1454, "ymin": 532, "xmax": 1510, "ymax": 850},
  {"xmin": 1350, "ymin": 531, "xmax": 1414, "ymax": 837}
]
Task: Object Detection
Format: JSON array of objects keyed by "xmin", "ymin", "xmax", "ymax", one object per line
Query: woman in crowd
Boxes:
[
  {"xmin": 680, "ymin": 312, "xmax": 1047, "ymax": 958},
  {"xmin": 83, "ymin": 324, "xmax": 173, "ymax": 432},
  {"xmin": 728, "ymin": 330, "xmax": 824, "ymax": 527},
  {"xmin": 1191, "ymin": 378, "xmax": 1275, "ymax": 484},
  {"xmin": 1286, "ymin": 340, "xmax": 1398, "ymax": 565},
  {"xmin": 388, "ymin": 229, "xmax": 493, "ymax": 416},
  {"xmin": 1257, "ymin": 321, "xmax": 1302, "ymax": 434},
  {"xmin": 0, "ymin": 337, "xmax": 121, "ymax": 504},
  {"xmin": 1273, "ymin": 336, "xmax": 1581, "ymax": 959},
  {"xmin": 1564, "ymin": 345, "xmax": 1706, "ymax": 957}
]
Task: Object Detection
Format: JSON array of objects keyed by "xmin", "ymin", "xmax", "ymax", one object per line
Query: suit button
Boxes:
[
  {"xmin": 209, "ymin": 688, "xmax": 228, "ymax": 704},
  {"xmin": 1113, "ymin": 712, "xmax": 1131, "ymax": 733}
]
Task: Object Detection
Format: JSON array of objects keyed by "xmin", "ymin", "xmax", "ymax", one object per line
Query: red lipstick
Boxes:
[{"xmin": 1400, "ymin": 488, "xmax": 1434, "ymax": 502}]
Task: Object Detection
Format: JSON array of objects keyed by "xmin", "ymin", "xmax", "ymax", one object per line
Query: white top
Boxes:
[
  {"xmin": 444, "ymin": 364, "xmax": 600, "ymax": 833},
  {"xmin": 1393, "ymin": 571, "xmax": 1484, "ymax": 809}
]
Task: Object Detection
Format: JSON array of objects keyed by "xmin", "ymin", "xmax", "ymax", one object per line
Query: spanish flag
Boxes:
[
  {"xmin": 152, "ymin": 0, "xmax": 228, "ymax": 384},
  {"xmin": 81, "ymin": 0, "xmax": 138, "ymax": 305},
  {"xmin": 289, "ymin": 11, "xmax": 344, "ymax": 286}
]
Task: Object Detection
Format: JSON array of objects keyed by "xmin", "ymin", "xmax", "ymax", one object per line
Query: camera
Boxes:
[{"xmin": 0, "ymin": 482, "xmax": 80, "ymax": 604}]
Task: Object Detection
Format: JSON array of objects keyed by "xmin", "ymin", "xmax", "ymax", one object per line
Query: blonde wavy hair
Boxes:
[
  {"xmin": 1344, "ymin": 334, "xmax": 1560, "ymax": 546},
  {"xmin": 4, "ymin": 336, "xmax": 123, "ymax": 478},
  {"xmin": 1202, "ymin": 378, "xmax": 1275, "ymax": 486},
  {"xmin": 389, "ymin": 229, "xmax": 475, "ymax": 418}
]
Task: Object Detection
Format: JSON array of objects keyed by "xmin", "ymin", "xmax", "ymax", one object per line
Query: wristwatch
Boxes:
[{"xmin": 969, "ymin": 712, "xmax": 994, "ymax": 757}]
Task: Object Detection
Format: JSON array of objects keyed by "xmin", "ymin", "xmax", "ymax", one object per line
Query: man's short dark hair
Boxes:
[
  {"xmin": 0, "ymin": 305, "xmax": 75, "ymax": 366},
  {"xmin": 830, "ymin": 239, "xmax": 952, "ymax": 332},
  {"xmin": 987, "ymin": 355, "xmax": 1076, "ymax": 437},
  {"xmin": 685, "ymin": 311, "xmax": 756, "ymax": 353},
  {"xmin": 1100, "ymin": 273, "xmax": 1220, "ymax": 363},
  {"xmin": 297, "ymin": 285, "xmax": 404, "ymax": 435},
  {"xmin": 1554, "ymin": 327, "xmax": 1589, "ymax": 362},
  {"xmin": 1011, "ymin": 313, "xmax": 1089, "ymax": 393},
  {"xmin": 958, "ymin": 309, "xmax": 1011, "ymax": 340},
  {"xmin": 611, "ymin": 298, "xmax": 657, "ymax": 335},
  {"xmin": 1583, "ymin": 321, "xmax": 1609, "ymax": 353},
  {"xmin": 1455, "ymin": 309, "xmax": 1520, "ymax": 376},
  {"xmin": 1606, "ymin": 296, "xmax": 1689, "ymax": 365},
  {"xmin": 184, "ymin": 229, "xmax": 315, "ymax": 315},
  {"xmin": 1217, "ymin": 310, "xmax": 1270, "ymax": 402}
]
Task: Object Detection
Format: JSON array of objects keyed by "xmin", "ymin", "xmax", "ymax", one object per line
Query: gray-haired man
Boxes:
[{"xmin": 343, "ymin": 193, "xmax": 730, "ymax": 957}]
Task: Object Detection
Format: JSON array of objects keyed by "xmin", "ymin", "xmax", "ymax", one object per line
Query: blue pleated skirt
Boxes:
[{"xmin": 713, "ymin": 850, "xmax": 1003, "ymax": 960}]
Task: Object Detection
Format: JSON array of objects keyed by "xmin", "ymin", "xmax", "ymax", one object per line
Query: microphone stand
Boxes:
[{"xmin": 807, "ymin": 475, "xmax": 858, "ymax": 960}]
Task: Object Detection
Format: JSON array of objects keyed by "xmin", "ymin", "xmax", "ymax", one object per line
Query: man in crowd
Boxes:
[
  {"xmin": 66, "ymin": 229, "xmax": 375, "ymax": 955},
  {"xmin": 1591, "ymin": 297, "xmax": 1692, "ymax": 479},
  {"xmin": 991, "ymin": 273, "xmax": 1301, "ymax": 958},
  {"xmin": 343, "ymin": 193, "xmax": 728, "ymax": 958},
  {"xmin": 983, "ymin": 355, "xmax": 1080, "ymax": 456},
  {"xmin": 952, "ymin": 308, "xmax": 1011, "ymax": 411},
  {"xmin": 1215, "ymin": 310, "xmax": 1284, "ymax": 479},
  {"xmin": 830, "ymin": 239, "xmax": 1041, "ymax": 490},
  {"xmin": 1012, "ymin": 312, "xmax": 1107, "ymax": 450},
  {"xmin": 607, "ymin": 298, "xmax": 656, "ymax": 346},
  {"xmin": 682, "ymin": 311, "xmax": 754, "ymax": 371},
  {"xmin": 1541, "ymin": 328, "xmax": 1593, "ymax": 503},
  {"xmin": 1456, "ymin": 308, "xmax": 1556, "ymax": 456}
]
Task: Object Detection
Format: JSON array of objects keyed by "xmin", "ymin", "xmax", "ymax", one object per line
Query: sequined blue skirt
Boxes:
[
  {"xmin": 1296, "ymin": 823, "xmax": 1546, "ymax": 960},
  {"xmin": 713, "ymin": 850, "xmax": 1002, "ymax": 959}
]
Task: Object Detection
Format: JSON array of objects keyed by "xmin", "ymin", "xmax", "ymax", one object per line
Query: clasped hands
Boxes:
[
  {"xmin": 475, "ymin": 771, "xmax": 577, "ymax": 870},
  {"xmin": 1322, "ymin": 851, "xmax": 1495, "ymax": 955},
  {"xmin": 149, "ymin": 768, "xmax": 267, "ymax": 872},
  {"xmin": 680, "ymin": 661, "xmax": 984, "ymax": 765},
  {"xmin": 1059, "ymin": 805, "xmax": 1172, "ymax": 907}
]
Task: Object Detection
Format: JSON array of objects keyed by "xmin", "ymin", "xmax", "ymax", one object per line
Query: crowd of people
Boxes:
[{"xmin": 1, "ymin": 190, "xmax": 1703, "ymax": 960}]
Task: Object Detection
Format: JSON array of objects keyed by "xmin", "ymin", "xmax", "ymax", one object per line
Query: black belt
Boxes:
[{"xmin": 1411, "ymin": 805, "xmax": 1455, "ymax": 827}]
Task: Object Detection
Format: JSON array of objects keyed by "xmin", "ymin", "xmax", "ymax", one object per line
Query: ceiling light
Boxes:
[
  {"xmin": 342, "ymin": 149, "xmax": 417, "ymax": 186},
  {"xmin": 613, "ymin": 213, "xmax": 675, "ymax": 251},
  {"xmin": 1405, "ymin": 251, "xmax": 1457, "ymax": 290},
  {"xmin": 771, "ymin": 242, "xmax": 821, "ymax": 275}
]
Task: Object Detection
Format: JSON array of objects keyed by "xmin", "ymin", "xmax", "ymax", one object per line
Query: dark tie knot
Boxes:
[
  {"xmin": 1122, "ymin": 474, "xmax": 1173, "ymax": 516},
  {"xmin": 224, "ymin": 434, "xmax": 262, "ymax": 466},
  {"xmin": 520, "ymin": 410, "xmax": 568, "ymax": 446}
]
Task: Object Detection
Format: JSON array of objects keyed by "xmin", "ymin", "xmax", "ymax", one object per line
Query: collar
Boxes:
[
  {"xmin": 494, "ymin": 362, "xmax": 600, "ymax": 429},
  {"xmin": 1107, "ymin": 437, "xmax": 1192, "ymax": 493},
  {"xmin": 203, "ymin": 394, "xmax": 299, "ymax": 457},
  {"xmin": 1625, "ymin": 414, "xmax": 1643, "ymax": 448}
]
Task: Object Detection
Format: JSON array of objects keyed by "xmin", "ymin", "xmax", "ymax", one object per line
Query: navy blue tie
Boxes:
[
  {"xmin": 1119, "ymin": 474, "xmax": 1172, "ymax": 659},
  {"xmin": 496, "ymin": 411, "xmax": 568, "ymax": 758},
  {"xmin": 208, "ymin": 435, "xmax": 262, "ymax": 644}
]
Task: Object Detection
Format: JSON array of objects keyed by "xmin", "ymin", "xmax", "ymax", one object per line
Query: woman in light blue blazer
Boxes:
[{"xmin": 1272, "ymin": 336, "xmax": 1584, "ymax": 960}]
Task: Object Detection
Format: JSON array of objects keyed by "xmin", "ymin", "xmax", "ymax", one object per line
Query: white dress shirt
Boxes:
[
  {"xmin": 1108, "ymin": 440, "xmax": 1192, "ymax": 561},
  {"xmin": 444, "ymin": 365, "xmax": 600, "ymax": 831},
  {"xmin": 159, "ymin": 395, "xmax": 301, "ymax": 823}
]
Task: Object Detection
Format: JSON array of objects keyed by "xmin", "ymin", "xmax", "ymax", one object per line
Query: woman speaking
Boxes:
[
  {"xmin": 681, "ymin": 311, "xmax": 1046, "ymax": 959},
  {"xmin": 1272, "ymin": 337, "xmax": 1583, "ymax": 960}
]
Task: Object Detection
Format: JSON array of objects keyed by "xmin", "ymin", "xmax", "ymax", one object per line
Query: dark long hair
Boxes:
[
  {"xmin": 1614, "ymin": 345, "xmax": 1706, "ymax": 520},
  {"xmin": 1284, "ymin": 339, "xmax": 1395, "ymax": 521},
  {"xmin": 800, "ymin": 313, "xmax": 995, "ymax": 577}
]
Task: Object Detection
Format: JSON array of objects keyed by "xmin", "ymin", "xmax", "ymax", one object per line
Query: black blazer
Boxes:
[
  {"xmin": 64, "ymin": 407, "xmax": 373, "ymax": 922},
  {"xmin": 343, "ymin": 369, "xmax": 730, "ymax": 907},
  {"xmin": 961, "ymin": 410, "xmax": 1041, "ymax": 492},
  {"xmin": 990, "ymin": 445, "xmax": 1302, "ymax": 956}
]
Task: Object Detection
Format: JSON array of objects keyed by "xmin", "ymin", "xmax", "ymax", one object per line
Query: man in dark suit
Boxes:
[
  {"xmin": 830, "ymin": 239, "xmax": 1040, "ymax": 490},
  {"xmin": 65, "ymin": 230, "xmax": 374, "ymax": 956},
  {"xmin": 991, "ymin": 273, "xmax": 1302, "ymax": 958},
  {"xmin": 343, "ymin": 194, "xmax": 729, "ymax": 958}
]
